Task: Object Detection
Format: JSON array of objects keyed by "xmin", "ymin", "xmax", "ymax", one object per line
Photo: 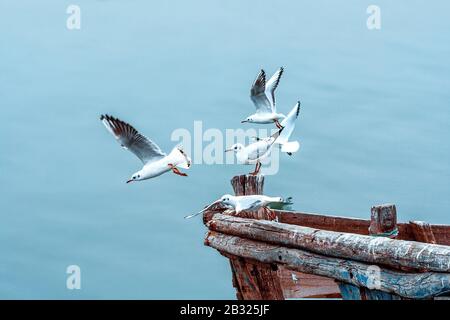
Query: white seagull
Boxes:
[
  {"xmin": 274, "ymin": 101, "xmax": 301, "ymax": 155},
  {"xmin": 225, "ymin": 128, "xmax": 283, "ymax": 175},
  {"xmin": 241, "ymin": 67, "xmax": 286, "ymax": 128},
  {"xmin": 100, "ymin": 114, "xmax": 191, "ymax": 183},
  {"xmin": 184, "ymin": 194, "xmax": 285, "ymax": 219}
]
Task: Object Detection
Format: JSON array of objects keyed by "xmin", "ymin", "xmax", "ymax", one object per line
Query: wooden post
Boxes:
[
  {"xmin": 363, "ymin": 204, "xmax": 400, "ymax": 299},
  {"xmin": 340, "ymin": 204, "xmax": 399, "ymax": 299},
  {"xmin": 226, "ymin": 175, "xmax": 284, "ymax": 300},
  {"xmin": 369, "ymin": 204, "xmax": 398, "ymax": 238},
  {"xmin": 231, "ymin": 175, "xmax": 265, "ymax": 196}
]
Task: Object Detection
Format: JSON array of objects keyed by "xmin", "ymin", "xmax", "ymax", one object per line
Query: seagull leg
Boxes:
[
  {"xmin": 256, "ymin": 162, "xmax": 262, "ymax": 175},
  {"xmin": 274, "ymin": 120, "xmax": 283, "ymax": 129},
  {"xmin": 249, "ymin": 163, "xmax": 258, "ymax": 176},
  {"xmin": 249, "ymin": 161, "xmax": 261, "ymax": 176},
  {"xmin": 168, "ymin": 164, "xmax": 188, "ymax": 177}
]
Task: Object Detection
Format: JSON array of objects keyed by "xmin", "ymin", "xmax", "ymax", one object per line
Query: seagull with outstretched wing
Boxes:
[
  {"xmin": 184, "ymin": 194, "xmax": 288, "ymax": 220},
  {"xmin": 241, "ymin": 67, "xmax": 286, "ymax": 128},
  {"xmin": 100, "ymin": 114, "xmax": 191, "ymax": 183}
]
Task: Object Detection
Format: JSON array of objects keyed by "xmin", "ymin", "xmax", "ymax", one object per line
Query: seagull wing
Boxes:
[
  {"xmin": 270, "ymin": 126, "xmax": 284, "ymax": 140},
  {"xmin": 247, "ymin": 199, "xmax": 263, "ymax": 211},
  {"xmin": 245, "ymin": 141, "xmax": 271, "ymax": 161},
  {"xmin": 245, "ymin": 127, "xmax": 284, "ymax": 161},
  {"xmin": 238, "ymin": 196, "xmax": 264, "ymax": 212},
  {"xmin": 278, "ymin": 101, "xmax": 301, "ymax": 144},
  {"xmin": 265, "ymin": 67, "xmax": 284, "ymax": 112},
  {"xmin": 250, "ymin": 69, "xmax": 272, "ymax": 114},
  {"xmin": 100, "ymin": 114, "xmax": 166, "ymax": 164}
]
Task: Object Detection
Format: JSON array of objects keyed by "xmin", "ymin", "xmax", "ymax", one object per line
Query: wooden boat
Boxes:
[{"xmin": 202, "ymin": 175, "xmax": 450, "ymax": 300}]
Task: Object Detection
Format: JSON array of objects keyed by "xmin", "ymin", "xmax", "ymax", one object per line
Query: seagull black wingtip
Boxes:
[
  {"xmin": 296, "ymin": 101, "xmax": 301, "ymax": 117},
  {"xmin": 100, "ymin": 114, "xmax": 113, "ymax": 121}
]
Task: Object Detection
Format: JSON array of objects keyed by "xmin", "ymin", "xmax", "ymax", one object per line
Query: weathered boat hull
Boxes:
[{"xmin": 202, "ymin": 175, "xmax": 450, "ymax": 300}]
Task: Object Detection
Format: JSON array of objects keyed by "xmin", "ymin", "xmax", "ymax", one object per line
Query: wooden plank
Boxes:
[
  {"xmin": 207, "ymin": 214, "xmax": 450, "ymax": 272},
  {"xmin": 270, "ymin": 210, "xmax": 450, "ymax": 245},
  {"xmin": 205, "ymin": 208, "xmax": 450, "ymax": 245},
  {"xmin": 270, "ymin": 210, "xmax": 418, "ymax": 242},
  {"xmin": 275, "ymin": 210, "xmax": 415, "ymax": 241},
  {"xmin": 205, "ymin": 231, "xmax": 450, "ymax": 299},
  {"xmin": 274, "ymin": 210, "xmax": 371, "ymax": 235},
  {"xmin": 410, "ymin": 221, "xmax": 437, "ymax": 244},
  {"xmin": 279, "ymin": 267, "xmax": 341, "ymax": 298}
]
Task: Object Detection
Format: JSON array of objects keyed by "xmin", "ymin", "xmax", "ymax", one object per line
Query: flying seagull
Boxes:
[
  {"xmin": 225, "ymin": 127, "xmax": 283, "ymax": 175},
  {"xmin": 184, "ymin": 194, "xmax": 286, "ymax": 219},
  {"xmin": 241, "ymin": 67, "xmax": 286, "ymax": 128},
  {"xmin": 100, "ymin": 114, "xmax": 191, "ymax": 183},
  {"xmin": 274, "ymin": 101, "xmax": 301, "ymax": 155}
]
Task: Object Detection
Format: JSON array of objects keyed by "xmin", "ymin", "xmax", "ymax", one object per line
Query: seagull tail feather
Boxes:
[
  {"xmin": 267, "ymin": 196, "xmax": 294, "ymax": 210},
  {"xmin": 169, "ymin": 146, "xmax": 192, "ymax": 169},
  {"xmin": 280, "ymin": 141, "xmax": 300, "ymax": 153}
]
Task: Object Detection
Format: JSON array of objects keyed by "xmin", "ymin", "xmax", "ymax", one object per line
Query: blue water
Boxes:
[{"xmin": 0, "ymin": 0, "xmax": 449, "ymax": 299}]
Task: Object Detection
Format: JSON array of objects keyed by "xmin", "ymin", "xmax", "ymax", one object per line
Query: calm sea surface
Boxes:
[{"xmin": 0, "ymin": 1, "xmax": 449, "ymax": 298}]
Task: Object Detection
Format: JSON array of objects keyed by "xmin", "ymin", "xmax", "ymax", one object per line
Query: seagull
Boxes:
[
  {"xmin": 225, "ymin": 128, "xmax": 283, "ymax": 175},
  {"xmin": 100, "ymin": 114, "xmax": 191, "ymax": 183},
  {"xmin": 241, "ymin": 67, "xmax": 286, "ymax": 128},
  {"xmin": 184, "ymin": 194, "xmax": 285, "ymax": 219},
  {"xmin": 274, "ymin": 101, "xmax": 301, "ymax": 155}
]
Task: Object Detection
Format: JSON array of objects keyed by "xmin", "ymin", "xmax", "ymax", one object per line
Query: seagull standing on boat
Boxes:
[
  {"xmin": 100, "ymin": 115, "xmax": 191, "ymax": 183},
  {"xmin": 225, "ymin": 128, "xmax": 283, "ymax": 175},
  {"xmin": 274, "ymin": 101, "xmax": 302, "ymax": 155},
  {"xmin": 241, "ymin": 67, "xmax": 286, "ymax": 128},
  {"xmin": 184, "ymin": 194, "xmax": 285, "ymax": 219}
]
